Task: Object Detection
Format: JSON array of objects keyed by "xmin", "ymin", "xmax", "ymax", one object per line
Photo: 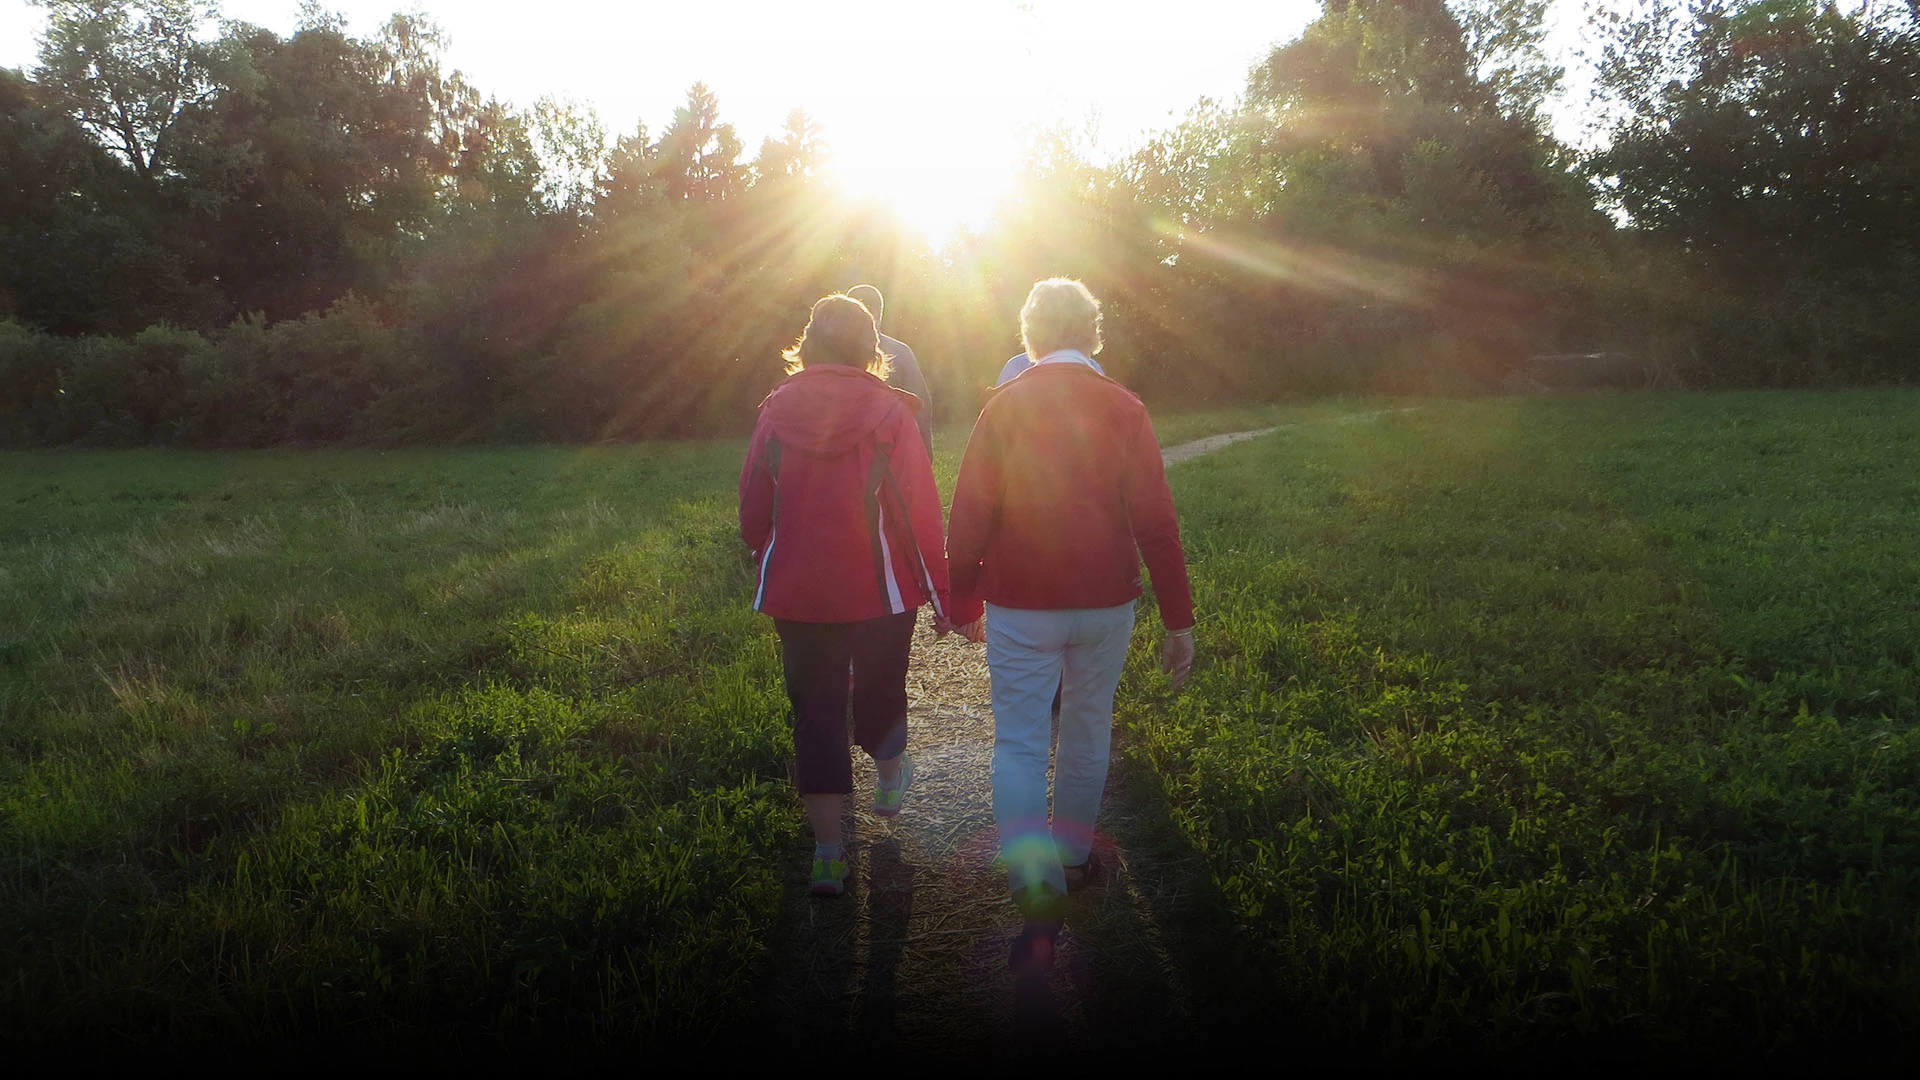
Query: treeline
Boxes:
[{"xmin": 2, "ymin": 0, "xmax": 1917, "ymax": 448}]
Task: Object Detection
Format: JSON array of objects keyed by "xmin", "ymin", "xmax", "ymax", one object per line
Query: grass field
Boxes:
[
  {"xmin": 1120, "ymin": 392, "xmax": 1920, "ymax": 1056},
  {"xmin": 0, "ymin": 442, "xmax": 801, "ymax": 1051},
  {"xmin": 0, "ymin": 416, "xmax": 1237, "ymax": 1054},
  {"xmin": 3, "ymin": 393, "xmax": 1917, "ymax": 1057}
]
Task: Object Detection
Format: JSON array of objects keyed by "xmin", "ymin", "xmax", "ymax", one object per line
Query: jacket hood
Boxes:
[{"xmin": 760, "ymin": 365, "xmax": 920, "ymax": 456}]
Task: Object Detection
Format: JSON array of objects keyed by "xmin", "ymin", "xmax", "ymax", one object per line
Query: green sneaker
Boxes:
[
  {"xmin": 810, "ymin": 853, "xmax": 848, "ymax": 897},
  {"xmin": 872, "ymin": 753, "xmax": 914, "ymax": 818}
]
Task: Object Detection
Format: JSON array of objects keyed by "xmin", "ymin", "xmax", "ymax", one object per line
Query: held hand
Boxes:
[
  {"xmin": 1161, "ymin": 628, "xmax": 1195, "ymax": 690},
  {"xmin": 933, "ymin": 613, "xmax": 953, "ymax": 638},
  {"xmin": 957, "ymin": 617, "xmax": 987, "ymax": 644}
]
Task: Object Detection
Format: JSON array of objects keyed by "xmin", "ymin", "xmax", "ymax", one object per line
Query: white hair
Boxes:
[{"xmin": 1019, "ymin": 277, "xmax": 1103, "ymax": 359}]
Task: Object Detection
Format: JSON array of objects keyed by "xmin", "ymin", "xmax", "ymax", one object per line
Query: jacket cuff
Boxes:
[{"xmin": 951, "ymin": 596, "xmax": 986, "ymax": 626}]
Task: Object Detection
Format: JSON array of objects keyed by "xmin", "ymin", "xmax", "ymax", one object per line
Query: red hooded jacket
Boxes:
[
  {"xmin": 947, "ymin": 361, "xmax": 1194, "ymax": 631},
  {"xmin": 739, "ymin": 365, "xmax": 951, "ymax": 624}
]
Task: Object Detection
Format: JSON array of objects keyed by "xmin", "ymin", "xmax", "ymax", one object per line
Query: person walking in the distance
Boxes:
[
  {"xmin": 739, "ymin": 294, "xmax": 953, "ymax": 898},
  {"xmin": 847, "ymin": 284, "xmax": 933, "ymax": 456},
  {"xmin": 947, "ymin": 278, "xmax": 1196, "ymax": 973}
]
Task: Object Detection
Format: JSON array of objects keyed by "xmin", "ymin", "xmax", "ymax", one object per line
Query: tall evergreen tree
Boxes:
[{"xmin": 655, "ymin": 82, "xmax": 745, "ymax": 203}]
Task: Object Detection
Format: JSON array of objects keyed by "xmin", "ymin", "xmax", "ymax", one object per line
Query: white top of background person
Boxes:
[
  {"xmin": 847, "ymin": 284, "xmax": 933, "ymax": 455},
  {"xmin": 995, "ymin": 349, "xmax": 1104, "ymax": 387}
]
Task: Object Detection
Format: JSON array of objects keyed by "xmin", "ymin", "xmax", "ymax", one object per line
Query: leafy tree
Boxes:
[
  {"xmin": 1244, "ymin": 0, "xmax": 1563, "ymax": 225},
  {"xmin": 528, "ymin": 97, "xmax": 609, "ymax": 217},
  {"xmin": 1588, "ymin": 0, "xmax": 1920, "ymax": 380},
  {"xmin": 1591, "ymin": 0, "xmax": 1919, "ymax": 275},
  {"xmin": 174, "ymin": 14, "xmax": 460, "ymax": 319},
  {"xmin": 1108, "ymin": 0, "xmax": 1605, "ymax": 394},
  {"xmin": 441, "ymin": 97, "xmax": 544, "ymax": 220},
  {"xmin": 31, "ymin": 0, "xmax": 229, "ymax": 179},
  {"xmin": 0, "ymin": 67, "xmax": 198, "ymax": 332},
  {"xmin": 1454, "ymin": 0, "xmax": 1563, "ymax": 126}
]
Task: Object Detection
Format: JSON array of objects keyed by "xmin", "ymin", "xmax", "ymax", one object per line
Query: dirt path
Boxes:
[
  {"xmin": 1159, "ymin": 426, "xmax": 1279, "ymax": 465},
  {"xmin": 1156, "ymin": 407, "xmax": 1422, "ymax": 467},
  {"xmin": 747, "ymin": 429, "xmax": 1283, "ymax": 1059}
]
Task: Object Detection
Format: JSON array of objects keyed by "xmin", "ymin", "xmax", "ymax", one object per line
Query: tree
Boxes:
[
  {"xmin": 655, "ymin": 82, "xmax": 745, "ymax": 203},
  {"xmin": 1591, "ymin": 0, "xmax": 1919, "ymax": 272},
  {"xmin": 1110, "ymin": 0, "xmax": 1604, "ymax": 393},
  {"xmin": 528, "ymin": 97, "xmax": 609, "ymax": 217},
  {"xmin": 31, "ymin": 0, "xmax": 228, "ymax": 179},
  {"xmin": 0, "ymin": 66, "xmax": 198, "ymax": 332},
  {"xmin": 175, "ymin": 14, "xmax": 460, "ymax": 319},
  {"xmin": 442, "ymin": 98, "xmax": 543, "ymax": 220},
  {"xmin": 601, "ymin": 119, "xmax": 660, "ymax": 210},
  {"xmin": 753, "ymin": 108, "xmax": 827, "ymax": 184},
  {"xmin": 1588, "ymin": 0, "xmax": 1920, "ymax": 380},
  {"xmin": 1453, "ymin": 0, "xmax": 1562, "ymax": 127}
]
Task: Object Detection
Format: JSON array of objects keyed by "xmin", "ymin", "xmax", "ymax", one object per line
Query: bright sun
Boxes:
[
  {"xmin": 809, "ymin": 7, "xmax": 1034, "ymax": 247},
  {"xmin": 831, "ymin": 145, "xmax": 1017, "ymax": 246}
]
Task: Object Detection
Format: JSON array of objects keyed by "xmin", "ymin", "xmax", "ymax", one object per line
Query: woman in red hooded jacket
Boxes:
[{"xmin": 739, "ymin": 294, "xmax": 953, "ymax": 897}]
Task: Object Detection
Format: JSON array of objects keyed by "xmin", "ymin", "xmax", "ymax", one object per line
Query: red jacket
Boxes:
[
  {"xmin": 739, "ymin": 365, "xmax": 951, "ymax": 624},
  {"xmin": 947, "ymin": 361, "xmax": 1194, "ymax": 630}
]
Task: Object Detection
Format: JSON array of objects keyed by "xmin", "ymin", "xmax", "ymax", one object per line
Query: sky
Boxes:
[{"xmin": 0, "ymin": 0, "xmax": 1591, "ymax": 240}]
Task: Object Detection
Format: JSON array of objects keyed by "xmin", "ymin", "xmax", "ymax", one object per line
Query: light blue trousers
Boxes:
[{"xmin": 986, "ymin": 601, "xmax": 1136, "ymax": 898}]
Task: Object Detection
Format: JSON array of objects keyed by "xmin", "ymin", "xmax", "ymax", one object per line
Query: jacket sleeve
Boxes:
[
  {"xmin": 944, "ymin": 405, "xmax": 999, "ymax": 627},
  {"xmin": 739, "ymin": 417, "xmax": 775, "ymax": 561},
  {"xmin": 888, "ymin": 408, "xmax": 952, "ymax": 620},
  {"xmin": 1121, "ymin": 408, "xmax": 1196, "ymax": 631}
]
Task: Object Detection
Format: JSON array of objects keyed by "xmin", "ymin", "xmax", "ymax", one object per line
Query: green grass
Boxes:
[
  {"xmin": 0, "ymin": 444, "xmax": 798, "ymax": 1050},
  {"xmin": 0, "ymin": 404, "xmax": 1281, "ymax": 1054},
  {"xmin": 1120, "ymin": 390, "xmax": 1920, "ymax": 1056},
  {"xmin": 5, "ymin": 395, "xmax": 1917, "ymax": 1056}
]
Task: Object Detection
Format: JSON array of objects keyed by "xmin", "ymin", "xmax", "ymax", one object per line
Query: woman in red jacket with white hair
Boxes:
[
  {"xmin": 739, "ymin": 294, "xmax": 952, "ymax": 898},
  {"xmin": 948, "ymin": 277, "xmax": 1195, "ymax": 973}
]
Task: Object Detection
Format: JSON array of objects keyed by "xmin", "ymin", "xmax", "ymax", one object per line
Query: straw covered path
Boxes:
[{"xmin": 743, "ymin": 428, "xmax": 1286, "ymax": 1061}]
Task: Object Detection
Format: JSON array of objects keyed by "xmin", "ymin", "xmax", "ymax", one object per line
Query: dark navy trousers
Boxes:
[{"xmin": 773, "ymin": 610, "xmax": 915, "ymax": 795}]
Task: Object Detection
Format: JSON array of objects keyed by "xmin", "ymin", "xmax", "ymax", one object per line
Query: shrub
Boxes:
[{"xmin": 0, "ymin": 319, "xmax": 60, "ymax": 447}]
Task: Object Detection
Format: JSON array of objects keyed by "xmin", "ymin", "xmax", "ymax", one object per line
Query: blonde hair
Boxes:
[
  {"xmin": 782, "ymin": 294, "xmax": 892, "ymax": 377},
  {"xmin": 1020, "ymin": 277, "xmax": 1103, "ymax": 360}
]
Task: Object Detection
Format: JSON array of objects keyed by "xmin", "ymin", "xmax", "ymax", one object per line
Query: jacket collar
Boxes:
[
  {"xmin": 793, "ymin": 363, "xmax": 884, "ymax": 382},
  {"xmin": 1035, "ymin": 348, "xmax": 1099, "ymax": 370}
]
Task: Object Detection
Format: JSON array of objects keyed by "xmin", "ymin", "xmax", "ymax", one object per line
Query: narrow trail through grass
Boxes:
[
  {"xmin": 1158, "ymin": 408, "xmax": 1420, "ymax": 467},
  {"xmin": 747, "ymin": 426, "xmax": 1292, "ymax": 1058}
]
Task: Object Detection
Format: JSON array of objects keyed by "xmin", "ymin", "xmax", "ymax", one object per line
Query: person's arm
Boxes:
[
  {"xmin": 738, "ymin": 421, "xmax": 775, "ymax": 560},
  {"xmin": 889, "ymin": 408, "xmax": 953, "ymax": 624},
  {"xmin": 1120, "ymin": 408, "xmax": 1195, "ymax": 632},
  {"xmin": 1120, "ymin": 408, "xmax": 1195, "ymax": 686},
  {"xmin": 945, "ymin": 409, "xmax": 1000, "ymax": 629}
]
